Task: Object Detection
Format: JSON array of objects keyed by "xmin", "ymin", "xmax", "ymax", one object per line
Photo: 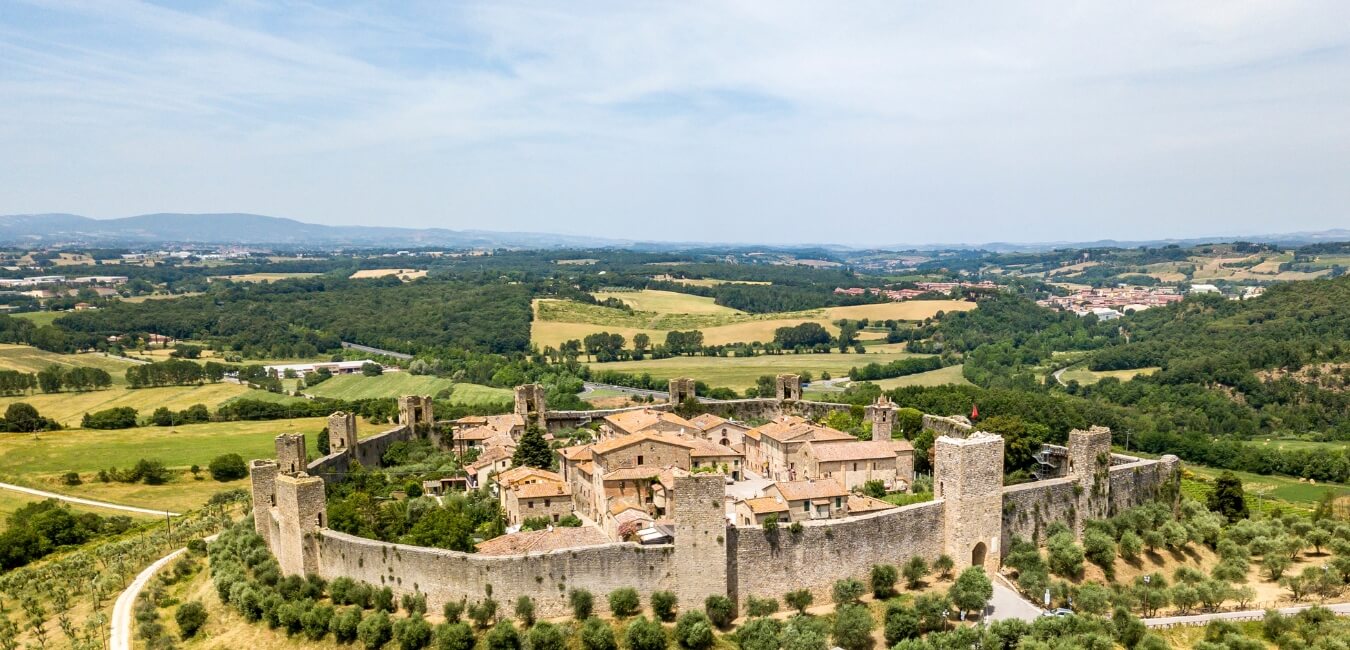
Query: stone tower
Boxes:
[
  {"xmin": 672, "ymin": 474, "xmax": 728, "ymax": 610},
  {"xmin": 328, "ymin": 411, "xmax": 358, "ymax": 453},
  {"xmin": 273, "ymin": 472, "xmax": 327, "ymax": 576},
  {"xmin": 398, "ymin": 395, "xmax": 435, "ymax": 430},
  {"xmin": 513, "ymin": 384, "xmax": 547, "ymax": 428},
  {"xmin": 774, "ymin": 374, "xmax": 802, "ymax": 401},
  {"xmin": 935, "ymin": 431, "xmax": 1004, "ymax": 572},
  {"xmin": 249, "ymin": 459, "xmax": 279, "ymax": 543},
  {"xmin": 1067, "ymin": 426, "xmax": 1114, "ymax": 532},
  {"xmin": 866, "ymin": 395, "xmax": 896, "ymax": 441},
  {"xmin": 275, "ymin": 433, "xmax": 307, "ymax": 474},
  {"xmin": 668, "ymin": 377, "xmax": 697, "ymax": 404}
]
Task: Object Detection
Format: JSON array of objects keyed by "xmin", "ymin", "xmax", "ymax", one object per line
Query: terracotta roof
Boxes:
[
  {"xmin": 466, "ymin": 446, "xmax": 511, "ymax": 473},
  {"xmin": 687, "ymin": 438, "xmax": 742, "ymax": 458},
  {"xmin": 457, "ymin": 425, "xmax": 499, "ymax": 441},
  {"xmin": 804, "ymin": 440, "xmax": 905, "ymax": 462},
  {"xmin": 687, "ymin": 413, "xmax": 731, "ymax": 431},
  {"xmin": 475, "ymin": 526, "xmax": 608, "ymax": 556},
  {"xmin": 590, "ymin": 431, "xmax": 695, "ymax": 455},
  {"xmin": 655, "ymin": 466, "xmax": 691, "ymax": 489},
  {"xmin": 603, "ymin": 467, "xmax": 665, "ymax": 482},
  {"xmin": 603, "ymin": 409, "xmax": 696, "ymax": 435},
  {"xmin": 770, "ymin": 479, "xmax": 848, "ymax": 502},
  {"xmin": 513, "ymin": 481, "xmax": 571, "ymax": 499},
  {"xmin": 751, "ymin": 417, "xmax": 854, "ymax": 444},
  {"xmin": 495, "ymin": 466, "xmax": 562, "ymax": 488},
  {"xmin": 741, "ymin": 497, "xmax": 789, "ymax": 514},
  {"xmin": 575, "ymin": 461, "xmax": 595, "ymax": 477},
  {"xmin": 609, "ymin": 498, "xmax": 645, "ymax": 516},
  {"xmin": 557, "ymin": 444, "xmax": 594, "ymax": 461},
  {"xmin": 848, "ymin": 494, "xmax": 896, "ymax": 514}
]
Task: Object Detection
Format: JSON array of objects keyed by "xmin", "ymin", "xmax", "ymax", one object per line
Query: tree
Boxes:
[
  {"xmin": 513, "ymin": 596, "xmax": 535, "ymax": 628},
  {"xmin": 176, "ymin": 601, "xmax": 207, "ymax": 639},
  {"xmin": 1119, "ymin": 531, "xmax": 1143, "ymax": 562},
  {"xmin": 361, "ymin": 362, "xmax": 384, "ymax": 377},
  {"xmin": 569, "ymin": 589, "xmax": 594, "ymax": 620},
  {"xmin": 784, "ymin": 589, "xmax": 813, "ymax": 615},
  {"xmin": 358, "ymin": 611, "xmax": 394, "ymax": 650},
  {"xmin": 1047, "ymin": 532, "xmax": 1085, "ymax": 578},
  {"xmin": 580, "ymin": 618, "xmax": 617, "ymax": 650},
  {"xmin": 1207, "ymin": 471, "xmax": 1250, "ymax": 523},
  {"xmin": 485, "ymin": 621, "xmax": 521, "ymax": 650},
  {"xmin": 333, "ymin": 607, "xmax": 363, "ymax": 644},
  {"xmin": 609, "ymin": 588, "xmax": 640, "ymax": 618},
  {"xmin": 526, "ymin": 622, "xmax": 566, "ymax": 650},
  {"xmin": 1083, "ymin": 530, "xmax": 1118, "ymax": 580},
  {"xmin": 949, "ymin": 567, "xmax": 993, "ymax": 617},
  {"xmin": 883, "ymin": 602, "xmax": 920, "ymax": 646},
  {"xmin": 862, "ymin": 480, "xmax": 886, "ymax": 499},
  {"xmin": 36, "ymin": 365, "xmax": 63, "ymax": 393},
  {"xmin": 736, "ymin": 617, "xmax": 782, "ymax": 650},
  {"xmin": 434, "ymin": 622, "xmax": 475, "ymax": 650},
  {"xmin": 831, "ymin": 604, "xmax": 874, "ymax": 650},
  {"xmin": 902, "ymin": 556, "xmax": 929, "ymax": 589},
  {"xmin": 650, "ymin": 591, "xmax": 677, "ymax": 622},
  {"xmin": 82, "ymin": 406, "xmax": 139, "ymax": 429},
  {"xmin": 870, "ymin": 564, "xmax": 898, "ymax": 599},
  {"xmin": 704, "ymin": 595, "xmax": 734, "ymax": 629},
  {"xmin": 674, "ymin": 611, "xmax": 715, "ymax": 650},
  {"xmin": 781, "ymin": 616, "xmax": 829, "ymax": 650},
  {"xmin": 209, "ymin": 453, "xmax": 249, "ymax": 481},
  {"xmin": 512, "ymin": 426, "xmax": 553, "ymax": 470},
  {"xmin": 633, "ymin": 333, "xmax": 651, "ymax": 358},
  {"xmin": 395, "ymin": 615, "xmax": 433, "ymax": 650},
  {"xmin": 745, "ymin": 596, "xmax": 778, "ymax": 617},
  {"xmin": 933, "ymin": 555, "xmax": 955, "ymax": 580},
  {"xmin": 625, "ymin": 616, "xmax": 667, "ymax": 650}
]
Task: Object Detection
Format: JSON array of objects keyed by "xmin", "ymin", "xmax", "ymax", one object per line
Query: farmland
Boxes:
[
  {"xmin": 863, "ymin": 364, "xmax": 972, "ymax": 389},
  {"xmin": 0, "ymin": 343, "xmax": 136, "ymax": 380},
  {"xmin": 588, "ymin": 350, "xmax": 934, "ymax": 391},
  {"xmin": 1059, "ymin": 363, "xmax": 1159, "ymax": 385},
  {"xmin": 301, "ymin": 373, "xmax": 512, "ymax": 405},
  {"xmin": 0, "ymin": 382, "xmax": 253, "ymax": 426},
  {"xmin": 210, "ymin": 272, "xmax": 322, "ymax": 282}
]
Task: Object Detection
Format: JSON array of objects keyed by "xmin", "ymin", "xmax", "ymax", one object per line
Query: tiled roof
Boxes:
[
  {"xmin": 687, "ymin": 438, "xmax": 742, "ymax": 458},
  {"xmin": 590, "ymin": 431, "xmax": 695, "ymax": 455},
  {"xmin": 466, "ymin": 446, "xmax": 511, "ymax": 473},
  {"xmin": 805, "ymin": 440, "xmax": 905, "ymax": 462},
  {"xmin": 770, "ymin": 478, "xmax": 848, "ymax": 502},
  {"xmin": 741, "ymin": 496, "xmax": 789, "ymax": 514},
  {"xmin": 494, "ymin": 466, "xmax": 562, "ymax": 488},
  {"xmin": 557, "ymin": 444, "xmax": 593, "ymax": 461},
  {"xmin": 847, "ymin": 494, "xmax": 896, "ymax": 514},
  {"xmin": 751, "ymin": 416, "xmax": 854, "ymax": 444},
  {"xmin": 475, "ymin": 526, "xmax": 608, "ymax": 556},
  {"xmin": 513, "ymin": 481, "xmax": 571, "ymax": 499},
  {"xmin": 687, "ymin": 413, "xmax": 730, "ymax": 431},
  {"xmin": 603, "ymin": 409, "xmax": 696, "ymax": 435}
]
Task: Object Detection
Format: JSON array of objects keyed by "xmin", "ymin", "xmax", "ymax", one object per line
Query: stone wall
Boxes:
[
  {"xmin": 1000, "ymin": 477, "xmax": 1080, "ymax": 550},
  {"xmin": 315, "ymin": 531, "xmax": 676, "ymax": 618},
  {"xmin": 303, "ymin": 425, "xmax": 417, "ymax": 485},
  {"xmin": 672, "ymin": 475, "xmax": 728, "ymax": 608},
  {"xmin": 922, "ymin": 414, "xmax": 972, "ymax": 438},
  {"xmin": 728, "ymin": 500, "xmax": 945, "ymax": 608}
]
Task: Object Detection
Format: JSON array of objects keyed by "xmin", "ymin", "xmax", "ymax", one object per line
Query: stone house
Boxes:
[
  {"xmin": 798, "ymin": 439, "xmax": 915, "ymax": 491},
  {"xmin": 420, "ymin": 476, "xmax": 467, "ymax": 497},
  {"xmin": 686, "ymin": 413, "xmax": 750, "ymax": 448},
  {"xmin": 465, "ymin": 446, "xmax": 513, "ymax": 489},
  {"xmin": 504, "ymin": 480, "xmax": 573, "ymax": 528},
  {"xmin": 735, "ymin": 496, "xmax": 790, "ymax": 526},
  {"xmin": 601, "ymin": 409, "xmax": 698, "ymax": 438},
  {"xmin": 747, "ymin": 416, "xmax": 855, "ymax": 481},
  {"xmin": 763, "ymin": 478, "xmax": 851, "ymax": 522},
  {"xmin": 688, "ymin": 438, "xmax": 744, "ymax": 480}
]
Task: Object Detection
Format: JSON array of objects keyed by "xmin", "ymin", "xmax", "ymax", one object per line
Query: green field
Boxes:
[
  {"xmin": 0, "ymin": 416, "xmax": 386, "ymax": 512},
  {"xmin": 864, "ymin": 364, "xmax": 972, "ymax": 389},
  {"xmin": 0, "ymin": 343, "xmax": 137, "ymax": 381},
  {"xmin": 0, "ymin": 382, "xmax": 253, "ymax": 426},
  {"xmin": 1059, "ymin": 363, "xmax": 1159, "ymax": 385},
  {"xmin": 587, "ymin": 351, "xmax": 934, "ymax": 391},
  {"xmin": 11, "ymin": 311, "xmax": 63, "ymax": 327},
  {"xmin": 0, "ymin": 489, "xmax": 157, "ymax": 530},
  {"xmin": 1183, "ymin": 465, "xmax": 1349, "ymax": 509},
  {"xmin": 302, "ymin": 373, "xmax": 512, "ymax": 405}
]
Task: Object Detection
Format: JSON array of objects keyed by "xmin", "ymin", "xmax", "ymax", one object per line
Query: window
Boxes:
[
  {"xmin": 529, "ymin": 500, "xmax": 535, "ymax": 508},
  {"xmin": 835, "ymin": 497, "xmax": 842, "ymax": 509},
  {"xmin": 544, "ymin": 499, "xmax": 550, "ymax": 507},
  {"xmin": 637, "ymin": 455, "xmax": 644, "ymax": 465},
  {"xmin": 552, "ymin": 513, "xmax": 559, "ymax": 523},
  {"xmin": 803, "ymin": 501, "xmax": 809, "ymax": 512},
  {"xmin": 853, "ymin": 462, "xmax": 858, "ymax": 471}
]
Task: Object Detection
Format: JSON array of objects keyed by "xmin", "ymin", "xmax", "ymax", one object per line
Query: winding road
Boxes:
[
  {"xmin": 0, "ymin": 481, "xmax": 179, "ymax": 517},
  {"xmin": 109, "ymin": 546, "xmax": 188, "ymax": 650}
]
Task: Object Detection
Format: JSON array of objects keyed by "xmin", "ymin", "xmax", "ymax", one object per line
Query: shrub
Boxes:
[
  {"xmin": 703, "ymin": 595, "xmax": 734, "ymax": 629},
  {"xmin": 831, "ymin": 604, "xmax": 874, "ymax": 650},
  {"xmin": 883, "ymin": 602, "xmax": 920, "ymax": 645},
  {"xmin": 435, "ymin": 622, "xmax": 475, "ymax": 650},
  {"xmin": 82, "ymin": 406, "xmax": 139, "ymax": 429},
  {"xmin": 933, "ymin": 554, "xmax": 955, "ymax": 580},
  {"xmin": 784, "ymin": 589, "xmax": 813, "ymax": 615},
  {"xmin": 870, "ymin": 564, "xmax": 898, "ymax": 598},
  {"xmin": 485, "ymin": 621, "xmax": 521, "ymax": 650},
  {"xmin": 332, "ymin": 607, "xmax": 362, "ymax": 643},
  {"xmin": 527, "ymin": 621, "xmax": 566, "ymax": 650},
  {"xmin": 903, "ymin": 556, "xmax": 929, "ymax": 589},
  {"xmin": 443, "ymin": 598, "xmax": 466, "ymax": 623},
  {"xmin": 468, "ymin": 598, "xmax": 498, "ymax": 629},
  {"xmin": 782, "ymin": 616, "xmax": 829, "ymax": 650},
  {"xmin": 650, "ymin": 591, "xmax": 678, "ymax": 622},
  {"xmin": 580, "ymin": 617, "xmax": 617, "ymax": 650},
  {"xmin": 176, "ymin": 601, "xmax": 207, "ymax": 639},
  {"xmin": 832, "ymin": 578, "xmax": 865, "ymax": 604},
  {"xmin": 1119, "ymin": 531, "xmax": 1143, "ymax": 562},
  {"xmin": 62, "ymin": 471, "xmax": 81, "ymax": 486},
  {"xmin": 133, "ymin": 458, "xmax": 171, "ymax": 485},
  {"xmin": 375, "ymin": 587, "xmax": 397, "ymax": 613},
  {"xmin": 402, "ymin": 592, "xmax": 428, "ymax": 616},
  {"xmin": 208, "ymin": 453, "xmax": 249, "ymax": 481},
  {"xmin": 745, "ymin": 596, "xmax": 779, "ymax": 617},
  {"xmin": 1083, "ymin": 530, "xmax": 1118, "ymax": 580},
  {"xmin": 626, "ymin": 616, "xmax": 668, "ymax": 650},
  {"xmin": 862, "ymin": 480, "xmax": 886, "ymax": 498},
  {"xmin": 569, "ymin": 589, "xmax": 594, "ymax": 620},
  {"xmin": 736, "ymin": 617, "xmax": 783, "ymax": 650},
  {"xmin": 609, "ymin": 588, "xmax": 640, "ymax": 618},
  {"xmin": 914, "ymin": 593, "xmax": 950, "ymax": 634},
  {"xmin": 674, "ymin": 611, "xmax": 715, "ymax": 650},
  {"xmin": 303, "ymin": 603, "xmax": 336, "ymax": 641},
  {"xmin": 358, "ymin": 610, "xmax": 394, "ymax": 650},
  {"xmin": 1047, "ymin": 532, "xmax": 1085, "ymax": 579},
  {"xmin": 513, "ymin": 595, "xmax": 535, "ymax": 627},
  {"xmin": 395, "ymin": 615, "xmax": 434, "ymax": 650}
]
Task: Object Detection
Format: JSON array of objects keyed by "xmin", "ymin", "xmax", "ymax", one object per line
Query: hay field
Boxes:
[
  {"xmin": 863, "ymin": 364, "xmax": 972, "ymax": 389},
  {"xmin": 823, "ymin": 300, "xmax": 976, "ymax": 321},
  {"xmin": 594, "ymin": 289, "xmax": 743, "ymax": 315},
  {"xmin": 11, "ymin": 311, "xmax": 63, "ymax": 326},
  {"xmin": 211, "ymin": 272, "xmax": 321, "ymax": 283},
  {"xmin": 1060, "ymin": 364, "xmax": 1159, "ymax": 385},
  {"xmin": 0, "ymin": 489, "xmax": 157, "ymax": 527},
  {"xmin": 349, "ymin": 268, "xmax": 427, "ymax": 280},
  {"xmin": 302, "ymin": 374, "xmax": 511, "ymax": 405},
  {"xmin": 0, "ymin": 343, "xmax": 136, "ymax": 380},
  {"xmin": 0, "ymin": 382, "xmax": 252, "ymax": 426},
  {"xmin": 588, "ymin": 351, "xmax": 933, "ymax": 391}
]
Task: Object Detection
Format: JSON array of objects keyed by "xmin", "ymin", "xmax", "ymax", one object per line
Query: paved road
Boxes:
[
  {"xmin": 109, "ymin": 533, "xmax": 220, "ymax": 650},
  {"xmin": 581, "ymin": 381, "xmax": 669, "ymax": 399},
  {"xmin": 0, "ymin": 481, "xmax": 179, "ymax": 517},
  {"xmin": 1144, "ymin": 602, "xmax": 1350, "ymax": 628},
  {"xmin": 988, "ymin": 576, "xmax": 1042, "ymax": 622},
  {"xmin": 341, "ymin": 341, "xmax": 413, "ymax": 360}
]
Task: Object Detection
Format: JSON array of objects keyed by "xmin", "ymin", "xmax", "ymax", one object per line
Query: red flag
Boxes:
[{"xmin": 971, "ymin": 403, "xmax": 979, "ymax": 420}]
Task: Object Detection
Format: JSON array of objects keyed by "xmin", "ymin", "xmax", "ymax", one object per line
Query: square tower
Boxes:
[
  {"xmin": 934, "ymin": 432, "xmax": 1004, "ymax": 572},
  {"xmin": 668, "ymin": 377, "xmax": 697, "ymax": 404},
  {"xmin": 866, "ymin": 395, "xmax": 896, "ymax": 441},
  {"xmin": 398, "ymin": 395, "xmax": 435, "ymax": 430},
  {"xmin": 249, "ymin": 459, "xmax": 279, "ymax": 543},
  {"xmin": 775, "ymin": 374, "xmax": 801, "ymax": 401},
  {"xmin": 1067, "ymin": 426, "xmax": 1114, "ymax": 529},
  {"xmin": 275, "ymin": 433, "xmax": 307, "ymax": 474},
  {"xmin": 273, "ymin": 472, "xmax": 327, "ymax": 576},
  {"xmin": 672, "ymin": 475, "xmax": 729, "ymax": 610},
  {"xmin": 328, "ymin": 411, "xmax": 358, "ymax": 453},
  {"xmin": 513, "ymin": 384, "xmax": 547, "ymax": 428}
]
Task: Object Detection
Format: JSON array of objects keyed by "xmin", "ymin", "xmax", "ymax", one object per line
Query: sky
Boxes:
[{"xmin": 2, "ymin": 1, "xmax": 1349, "ymax": 246}]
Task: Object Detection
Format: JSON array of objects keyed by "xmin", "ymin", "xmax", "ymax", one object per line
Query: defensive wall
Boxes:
[{"xmin": 251, "ymin": 383, "xmax": 1181, "ymax": 615}]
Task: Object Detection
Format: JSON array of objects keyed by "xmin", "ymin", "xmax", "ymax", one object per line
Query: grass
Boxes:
[
  {"xmin": 595, "ymin": 289, "xmax": 744, "ymax": 315},
  {"xmin": 0, "ymin": 343, "xmax": 137, "ymax": 380},
  {"xmin": 0, "ymin": 382, "xmax": 253, "ymax": 426},
  {"xmin": 1183, "ymin": 465, "xmax": 1350, "ymax": 511},
  {"xmin": 667, "ymin": 278, "xmax": 771, "ymax": 287},
  {"xmin": 863, "ymin": 365, "xmax": 972, "ymax": 389},
  {"xmin": 211, "ymin": 272, "xmax": 322, "ymax": 282},
  {"xmin": 11, "ymin": 311, "xmax": 63, "ymax": 326},
  {"xmin": 302, "ymin": 374, "xmax": 512, "ymax": 405},
  {"xmin": 1059, "ymin": 363, "xmax": 1159, "ymax": 385},
  {"xmin": 587, "ymin": 351, "xmax": 934, "ymax": 391}
]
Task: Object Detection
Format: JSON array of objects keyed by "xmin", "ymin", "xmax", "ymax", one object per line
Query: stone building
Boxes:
[
  {"xmin": 746, "ymin": 416, "xmax": 855, "ymax": 481},
  {"xmin": 775, "ymin": 374, "xmax": 802, "ymax": 400},
  {"xmin": 798, "ymin": 438, "xmax": 914, "ymax": 491},
  {"xmin": 601, "ymin": 409, "xmax": 697, "ymax": 438},
  {"xmin": 513, "ymin": 383, "xmax": 547, "ymax": 429},
  {"xmin": 397, "ymin": 395, "xmax": 434, "ymax": 431},
  {"xmin": 668, "ymin": 377, "xmax": 696, "ymax": 404},
  {"xmin": 935, "ymin": 431, "xmax": 1004, "ymax": 572},
  {"xmin": 763, "ymin": 478, "xmax": 851, "ymax": 521},
  {"xmin": 865, "ymin": 395, "xmax": 896, "ymax": 441},
  {"xmin": 686, "ymin": 413, "xmax": 750, "ymax": 448},
  {"xmin": 328, "ymin": 411, "xmax": 358, "ymax": 453}
]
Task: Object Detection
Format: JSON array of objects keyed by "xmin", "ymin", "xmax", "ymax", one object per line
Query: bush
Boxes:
[
  {"xmin": 395, "ymin": 615, "xmax": 434, "ymax": 650},
  {"xmin": 1119, "ymin": 531, "xmax": 1143, "ymax": 562},
  {"xmin": 871, "ymin": 564, "xmax": 898, "ymax": 598},
  {"xmin": 485, "ymin": 621, "xmax": 521, "ymax": 650},
  {"xmin": 133, "ymin": 458, "xmax": 171, "ymax": 485},
  {"xmin": 903, "ymin": 556, "xmax": 929, "ymax": 589},
  {"xmin": 82, "ymin": 406, "xmax": 139, "ymax": 429},
  {"xmin": 357, "ymin": 610, "xmax": 394, "ymax": 650},
  {"xmin": 569, "ymin": 589, "xmax": 594, "ymax": 620},
  {"xmin": 736, "ymin": 617, "xmax": 783, "ymax": 650},
  {"xmin": 674, "ymin": 611, "xmax": 715, "ymax": 650},
  {"xmin": 1047, "ymin": 532, "xmax": 1085, "ymax": 579},
  {"xmin": 468, "ymin": 598, "xmax": 498, "ymax": 629},
  {"xmin": 176, "ymin": 601, "xmax": 208, "ymax": 639},
  {"xmin": 303, "ymin": 603, "xmax": 336, "ymax": 641},
  {"xmin": 375, "ymin": 587, "xmax": 397, "ymax": 613},
  {"xmin": 513, "ymin": 595, "xmax": 535, "ymax": 627},
  {"xmin": 832, "ymin": 578, "xmax": 865, "ymax": 604},
  {"xmin": 62, "ymin": 471, "xmax": 81, "ymax": 486},
  {"xmin": 609, "ymin": 587, "xmax": 640, "ymax": 618},
  {"xmin": 933, "ymin": 554, "xmax": 955, "ymax": 580},
  {"xmin": 443, "ymin": 598, "xmax": 466, "ymax": 623},
  {"xmin": 745, "ymin": 596, "xmax": 779, "ymax": 617},
  {"xmin": 862, "ymin": 480, "xmax": 886, "ymax": 498},
  {"xmin": 332, "ymin": 607, "xmax": 363, "ymax": 644},
  {"xmin": 784, "ymin": 589, "xmax": 814, "ymax": 615},
  {"xmin": 1084, "ymin": 530, "xmax": 1118, "ymax": 579},
  {"xmin": 884, "ymin": 602, "xmax": 920, "ymax": 645},
  {"xmin": 782, "ymin": 616, "xmax": 829, "ymax": 650},
  {"xmin": 527, "ymin": 621, "xmax": 566, "ymax": 650},
  {"xmin": 208, "ymin": 453, "xmax": 249, "ymax": 481},
  {"xmin": 580, "ymin": 617, "xmax": 617, "ymax": 650},
  {"xmin": 626, "ymin": 616, "xmax": 668, "ymax": 650},
  {"xmin": 704, "ymin": 595, "xmax": 734, "ymax": 629},
  {"xmin": 832, "ymin": 604, "xmax": 874, "ymax": 650},
  {"xmin": 650, "ymin": 591, "xmax": 678, "ymax": 622},
  {"xmin": 435, "ymin": 622, "xmax": 475, "ymax": 650}
]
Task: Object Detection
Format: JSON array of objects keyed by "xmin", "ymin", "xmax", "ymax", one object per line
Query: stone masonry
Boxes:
[
  {"xmin": 935, "ymin": 432, "xmax": 1004, "ymax": 572},
  {"xmin": 514, "ymin": 383, "xmax": 548, "ymax": 429},
  {"xmin": 275, "ymin": 433, "xmax": 306, "ymax": 474},
  {"xmin": 866, "ymin": 395, "xmax": 896, "ymax": 441},
  {"xmin": 328, "ymin": 411, "xmax": 358, "ymax": 453},
  {"xmin": 397, "ymin": 395, "xmax": 435, "ymax": 431},
  {"xmin": 774, "ymin": 374, "xmax": 802, "ymax": 401},
  {"xmin": 672, "ymin": 474, "xmax": 729, "ymax": 607},
  {"xmin": 668, "ymin": 377, "xmax": 697, "ymax": 404}
]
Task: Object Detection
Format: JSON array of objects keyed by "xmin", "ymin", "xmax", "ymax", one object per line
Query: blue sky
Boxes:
[{"xmin": 3, "ymin": 1, "xmax": 1348, "ymax": 246}]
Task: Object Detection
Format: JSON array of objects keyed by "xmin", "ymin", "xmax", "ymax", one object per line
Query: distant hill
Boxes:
[{"xmin": 0, "ymin": 213, "xmax": 632, "ymax": 249}]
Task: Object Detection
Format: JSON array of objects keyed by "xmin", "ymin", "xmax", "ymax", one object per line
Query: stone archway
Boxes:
[{"xmin": 971, "ymin": 542, "xmax": 987, "ymax": 568}]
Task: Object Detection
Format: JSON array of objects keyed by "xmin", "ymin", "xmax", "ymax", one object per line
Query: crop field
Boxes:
[
  {"xmin": 0, "ymin": 416, "xmax": 382, "ymax": 511},
  {"xmin": 863, "ymin": 364, "xmax": 972, "ymax": 389},
  {"xmin": 211, "ymin": 272, "xmax": 322, "ymax": 282},
  {"xmin": 1059, "ymin": 363, "xmax": 1159, "ymax": 385},
  {"xmin": 588, "ymin": 351, "xmax": 934, "ymax": 391},
  {"xmin": 0, "ymin": 382, "xmax": 253, "ymax": 426},
  {"xmin": 0, "ymin": 343, "xmax": 136, "ymax": 379},
  {"xmin": 668, "ymin": 278, "xmax": 771, "ymax": 287},
  {"xmin": 1255, "ymin": 439, "xmax": 1350, "ymax": 452},
  {"xmin": 301, "ymin": 374, "xmax": 512, "ymax": 405},
  {"xmin": 1184, "ymin": 465, "xmax": 1349, "ymax": 508},
  {"xmin": 532, "ymin": 292, "xmax": 976, "ymax": 350},
  {"xmin": 349, "ymin": 268, "xmax": 427, "ymax": 280}
]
